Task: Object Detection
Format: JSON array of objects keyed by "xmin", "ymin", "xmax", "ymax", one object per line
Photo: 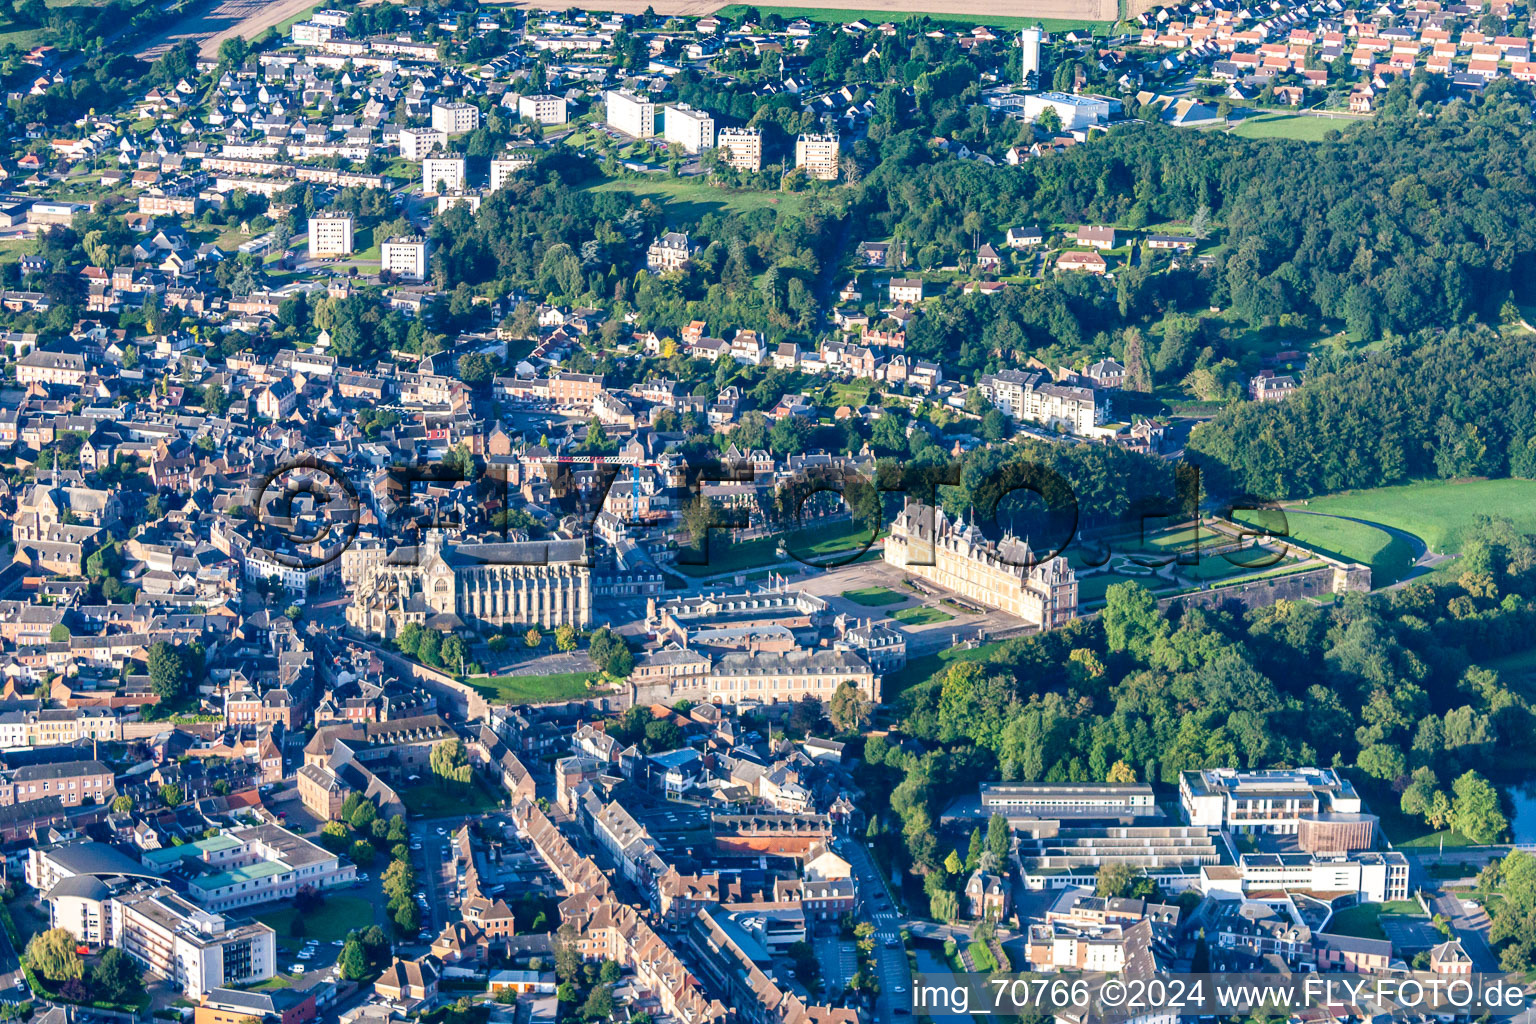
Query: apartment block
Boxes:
[
  {"xmin": 794, "ymin": 133, "xmax": 839, "ymax": 180},
  {"xmin": 663, "ymin": 103, "xmax": 715, "ymax": 153},
  {"xmin": 422, "ymin": 157, "xmax": 466, "ymax": 196},
  {"xmin": 381, "ymin": 236, "xmax": 430, "ymax": 282},
  {"xmin": 399, "ymin": 126, "xmax": 446, "ymax": 161},
  {"xmin": 716, "ymin": 127, "xmax": 763, "ymax": 172},
  {"xmin": 140, "ymin": 824, "xmax": 355, "ymax": 912},
  {"xmin": 517, "ymin": 94, "xmax": 568, "ymax": 125},
  {"xmin": 605, "ymin": 89, "xmax": 656, "ymax": 138},
  {"xmin": 430, "ymin": 101, "xmax": 481, "ymax": 134},
  {"xmin": 307, "ymin": 211, "xmax": 354, "ymax": 257}
]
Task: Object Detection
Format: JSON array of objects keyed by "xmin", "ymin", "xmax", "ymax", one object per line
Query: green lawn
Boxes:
[
  {"xmin": 1232, "ymin": 113, "xmax": 1352, "ymax": 142},
  {"xmin": 886, "ymin": 641, "xmax": 1004, "ymax": 697},
  {"xmin": 464, "ymin": 671, "xmax": 595, "ymax": 703},
  {"xmin": 258, "ymin": 894, "xmax": 374, "ymax": 945},
  {"xmin": 676, "ymin": 521, "xmax": 876, "ymax": 577},
  {"xmin": 587, "ymin": 176, "xmax": 808, "ymax": 220},
  {"xmin": 843, "ymin": 586, "xmax": 907, "ymax": 606},
  {"xmin": 891, "ymin": 605, "xmax": 954, "ymax": 625},
  {"xmin": 1324, "ymin": 904, "xmax": 1387, "ymax": 940},
  {"xmin": 1298, "ymin": 478, "xmax": 1536, "ymax": 555},
  {"xmin": 1077, "ymin": 571, "xmax": 1171, "ymax": 605},
  {"xmin": 1231, "ymin": 509, "xmax": 1414, "ymax": 584},
  {"xmin": 714, "ymin": 3, "xmax": 1113, "ymax": 32},
  {"xmin": 399, "ymin": 777, "xmax": 504, "ymax": 818}
]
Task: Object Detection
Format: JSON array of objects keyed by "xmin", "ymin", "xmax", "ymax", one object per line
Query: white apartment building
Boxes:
[
  {"xmin": 795, "ymin": 133, "xmax": 840, "ymax": 180},
  {"xmin": 716, "ymin": 127, "xmax": 763, "ymax": 172},
  {"xmin": 112, "ymin": 887, "xmax": 276, "ymax": 999},
  {"xmin": 381, "ymin": 236, "xmax": 430, "ymax": 282},
  {"xmin": 605, "ymin": 89, "xmax": 656, "ymax": 138},
  {"xmin": 307, "ymin": 211, "xmax": 354, "ymax": 257},
  {"xmin": 399, "ymin": 126, "xmax": 446, "ymax": 161},
  {"xmin": 490, "ymin": 151, "xmax": 535, "ymax": 191},
  {"xmin": 1201, "ymin": 850, "xmax": 1411, "ymax": 903},
  {"xmin": 422, "ymin": 156, "xmax": 466, "ymax": 196},
  {"xmin": 291, "ymin": 21, "xmax": 334, "ymax": 45},
  {"xmin": 663, "ymin": 103, "xmax": 715, "ymax": 153},
  {"xmin": 517, "ymin": 93, "xmax": 568, "ymax": 125},
  {"xmin": 431, "ymin": 101, "xmax": 481, "ymax": 134}
]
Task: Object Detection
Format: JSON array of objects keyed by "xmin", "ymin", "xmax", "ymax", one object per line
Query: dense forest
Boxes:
[
  {"xmin": 866, "ymin": 516, "xmax": 1536, "ymax": 924},
  {"xmin": 1187, "ymin": 326, "xmax": 1536, "ymax": 500}
]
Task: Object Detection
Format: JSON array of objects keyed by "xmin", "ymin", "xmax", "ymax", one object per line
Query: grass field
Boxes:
[
  {"xmin": 676, "ymin": 520, "xmax": 876, "ymax": 576},
  {"xmin": 400, "ymin": 777, "xmax": 504, "ymax": 818},
  {"xmin": 1324, "ymin": 904, "xmax": 1388, "ymax": 940},
  {"xmin": 464, "ymin": 671, "xmax": 594, "ymax": 703},
  {"xmin": 886, "ymin": 641, "xmax": 1004, "ymax": 697},
  {"xmin": 1077, "ymin": 571, "xmax": 1171, "ymax": 605},
  {"xmin": 843, "ymin": 586, "xmax": 907, "ymax": 606},
  {"xmin": 588, "ymin": 177, "xmax": 809, "ymax": 220},
  {"xmin": 714, "ymin": 2, "xmax": 1115, "ymax": 32},
  {"xmin": 259, "ymin": 894, "xmax": 373, "ymax": 946},
  {"xmin": 1231, "ymin": 510, "xmax": 1415, "ymax": 585},
  {"xmin": 1298, "ymin": 478, "xmax": 1536, "ymax": 555},
  {"xmin": 1231, "ymin": 113, "xmax": 1356, "ymax": 142},
  {"xmin": 891, "ymin": 605, "xmax": 954, "ymax": 625}
]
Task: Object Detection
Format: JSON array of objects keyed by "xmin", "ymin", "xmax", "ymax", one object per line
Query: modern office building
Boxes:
[
  {"xmin": 1181, "ymin": 769, "xmax": 1375, "ymax": 851},
  {"xmin": 1023, "ymin": 92, "xmax": 1114, "ymax": 130},
  {"xmin": 980, "ymin": 783, "xmax": 1158, "ymax": 820},
  {"xmin": 113, "ymin": 887, "xmax": 276, "ymax": 999}
]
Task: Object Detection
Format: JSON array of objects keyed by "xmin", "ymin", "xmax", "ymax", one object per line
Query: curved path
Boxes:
[{"xmin": 1274, "ymin": 508, "xmax": 1450, "ymax": 586}]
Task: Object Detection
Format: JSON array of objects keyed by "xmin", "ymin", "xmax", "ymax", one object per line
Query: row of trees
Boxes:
[{"xmin": 25, "ymin": 931, "xmax": 143, "ymax": 1008}]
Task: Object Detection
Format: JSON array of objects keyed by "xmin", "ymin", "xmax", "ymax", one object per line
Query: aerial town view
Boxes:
[{"xmin": 0, "ymin": 0, "xmax": 1535, "ymax": 1022}]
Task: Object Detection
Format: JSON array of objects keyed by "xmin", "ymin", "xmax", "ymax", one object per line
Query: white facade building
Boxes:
[
  {"xmin": 431, "ymin": 101, "xmax": 481, "ymax": 134},
  {"xmin": 112, "ymin": 887, "xmax": 276, "ymax": 999},
  {"xmin": 517, "ymin": 94, "xmax": 568, "ymax": 125},
  {"xmin": 663, "ymin": 103, "xmax": 715, "ymax": 153},
  {"xmin": 381, "ymin": 236, "xmax": 430, "ymax": 282},
  {"xmin": 1023, "ymin": 92, "xmax": 1114, "ymax": 130},
  {"xmin": 605, "ymin": 89, "xmax": 656, "ymax": 138},
  {"xmin": 422, "ymin": 156, "xmax": 466, "ymax": 196},
  {"xmin": 399, "ymin": 126, "xmax": 446, "ymax": 161},
  {"xmin": 306, "ymin": 211, "xmax": 354, "ymax": 257}
]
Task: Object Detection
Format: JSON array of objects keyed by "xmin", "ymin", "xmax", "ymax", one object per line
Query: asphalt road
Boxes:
[
  {"xmin": 838, "ymin": 837, "xmax": 914, "ymax": 1017},
  {"xmin": 1429, "ymin": 889, "xmax": 1498, "ymax": 971}
]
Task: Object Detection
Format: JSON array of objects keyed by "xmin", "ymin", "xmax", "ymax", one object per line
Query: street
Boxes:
[{"xmin": 839, "ymin": 837, "xmax": 914, "ymax": 1015}]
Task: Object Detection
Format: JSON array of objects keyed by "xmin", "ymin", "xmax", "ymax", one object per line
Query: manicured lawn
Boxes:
[
  {"xmin": 1232, "ymin": 509, "xmax": 1414, "ymax": 585},
  {"xmin": 891, "ymin": 606, "xmax": 954, "ymax": 625},
  {"xmin": 400, "ymin": 777, "xmax": 504, "ymax": 818},
  {"xmin": 714, "ymin": 3, "xmax": 1113, "ymax": 33},
  {"xmin": 1232, "ymin": 113, "xmax": 1354, "ymax": 142},
  {"xmin": 258, "ymin": 895, "xmax": 374, "ymax": 945},
  {"xmin": 843, "ymin": 586, "xmax": 907, "ymax": 607},
  {"xmin": 1296, "ymin": 478, "xmax": 1536, "ymax": 554},
  {"xmin": 1076, "ymin": 571, "xmax": 1171, "ymax": 605},
  {"xmin": 676, "ymin": 521, "xmax": 876, "ymax": 576},
  {"xmin": 587, "ymin": 176, "xmax": 809, "ymax": 220},
  {"xmin": 1325, "ymin": 904, "xmax": 1387, "ymax": 940},
  {"xmin": 886, "ymin": 641, "xmax": 1004, "ymax": 697},
  {"xmin": 465, "ymin": 671, "xmax": 595, "ymax": 703}
]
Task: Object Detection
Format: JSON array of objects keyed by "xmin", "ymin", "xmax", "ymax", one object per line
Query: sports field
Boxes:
[{"xmin": 1231, "ymin": 113, "xmax": 1363, "ymax": 143}]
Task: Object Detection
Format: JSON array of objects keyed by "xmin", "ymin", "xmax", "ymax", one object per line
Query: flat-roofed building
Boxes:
[
  {"xmin": 422, "ymin": 156, "xmax": 465, "ymax": 196},
  {"xmin": 605, "ymin": 89, "xmax": 656, "ymax": 138},
  {"xmin": 381, "ymin": 236, "xmax": 429, "ymax": 282},
  {"xmin": 112, "ymin": 887, "xmax": 276, "ymax": 998},
  {"xmin": 307, "ymin": 211, "xmax": 354, "ymax": 257},
  {"xmin": 431, "ymin": 101, "xmax": 481, "ymax": 135},
  {"xmin": 140, "ymin": 824, "xmax": 355, "ymax": 912},
  {"xmin": 517, "ymin": 94, "xmax": 567, "ymax": 125},
  {"xmin": 399, "ymin": 126, "xmax": 446, "ymax": 161},
  {"xmin": 1180, "ymin": 768, "xmax": 1372, "ymax": 849},
  {"xmin": 981, "ymin": 782, "xmax": 1157, "ymax": 819},
  {"xmin": 794, "ymin": 132, "xmax": 840, "ymax": 180},
  {"xmin": 716, "ymin": 126, "xmax": 763, "ymax": 171},
  {"xmin": 663, "ymin": 103, "xmax": 715, "ymax": 153}
]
